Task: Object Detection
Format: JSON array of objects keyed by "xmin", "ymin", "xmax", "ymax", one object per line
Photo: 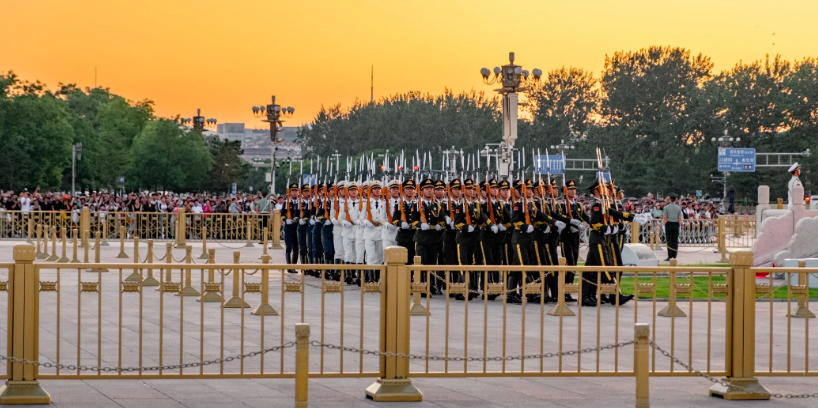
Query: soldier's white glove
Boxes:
[
  {"xmin": 445, "ymin": 216, "xmax": 452, "ymax": 224},
  {"xmin": 612, "ymin": 225, "xmax": 619, "ymax": 234},
  {"xmin": 491, "ymin": 225, "xmax": 498, "ymax": 234},
  {"xmin": 448, "ymin": 221, "xmax": 455, "ymax": 229},
  {"xmin": 544, "ymin": 226, "xmax": 551, "ymax": 234},
  {"xmin": 401, "ymin": 221, "xmax": 410, "ymax": 229},
  {"xmin": 420, "ymin": 223, "xmax": 430, "ymax": 231},
  {"xmin": 526, "ymin": 225, "xmax": 534, "ymax": 233},
  {"xmin": 286, "ymin": 219, "xmax": 293, "ymax": 225},
  {"xmin": 324, "ymin": 220, "xmax": 332, "ymax": 226},
  {"xmin": 298, "ymin": 219, "xmax": 306, "ymax": 225},
  {"xmin": 435, "ymin": 224, "xmax": 442, "ymax": 231},
  {"xmin": 309, "ymin": 219, "xmax": 315, "ymax": 225},
  {"xmin": 604, "ymin": 226, "xmax": 611, "ymax": 235},
  {"xmin": 579, "ymin": 223, "xmax": 587, "ymax": 233},
  {"xmin": 498, "ymin": 224, "xmax": 506, "ymax": 232},
  {"xmin": 570, "ymin": 226, "xmax": 578, "ymax": 233},
  {"xmin": 385, "ymin": 223, "xmax": 397, "ymax": 231},
  {"xmin": 342, "ymin": 220, "xmax": 352, "ymax": 227},
  {"xmin": 331, "ymin": 218, "xmax": 338, "ymax": 225},
  {"xmin": 634, "ymin": 213, "xmax": 651, "ymax": 226},
  {"xmin": 570, "ymin": 218, "xmax": 581, "ymax": 227},
  {"xmin": 363, "ymin": 220, "xmax": 374, "ymax": 228},
  {"xmin": 555, "ymin": 220, "xmax": 566, "ymax": 233},
  {"xmin": 467, "ymin": 225, "xmax": 475, "ymax": 233}
]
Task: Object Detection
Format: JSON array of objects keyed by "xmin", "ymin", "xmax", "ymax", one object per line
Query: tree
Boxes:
[
  {"xmin": 522, "ymin": 67, "xmax": 599, "ymax": 147},
  {"xmin": 128, "ymin": 119, "xmax": 212, "ymax": 191},
  {"xmin": 204, "ymin": 137, "xmax": 247, "ymax": 193}
]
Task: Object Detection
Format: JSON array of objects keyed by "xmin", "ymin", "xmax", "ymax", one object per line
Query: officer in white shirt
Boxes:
[
  {"xmin": 363, "ymin": 181, "xmax": 386, "ymax": 282},
  {"xmin": 787, "ymin": 162, "xmax": 803, "ymax": 208}
]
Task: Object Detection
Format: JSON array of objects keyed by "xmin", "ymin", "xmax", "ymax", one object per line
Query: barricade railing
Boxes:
[{"xmin": 0, "ymin": 245, "xmax": 815, "ymax": 404}]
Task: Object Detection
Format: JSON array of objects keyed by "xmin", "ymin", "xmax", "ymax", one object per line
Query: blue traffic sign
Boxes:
[
  {"xmin": 534, "ymin": 155, "xmax": 565, "ymax": 175},
  {"xmin": 718, "ymin": 148, "xmax": 755, "ymax": 172}
]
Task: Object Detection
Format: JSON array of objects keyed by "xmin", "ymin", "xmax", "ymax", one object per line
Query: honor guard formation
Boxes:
[{"xmin": 280, "ymin": 150, "xmax": 651, "ymax": 307}]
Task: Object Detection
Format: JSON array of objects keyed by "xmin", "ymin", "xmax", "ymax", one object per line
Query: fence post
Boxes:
[
  {"xmin": 657, "ymin": 259, "xmax": 685, "ymax": 317},
  {"xmin": 45, "ymin": 227, "xmax": 59, "ymax": 262},
  {"xmin": 199, "ymin": 225, "xmax": 209, "ymax": 259},
  {"xmin": 70, "ymin": 229, "xmax": 79, "ymax": 264},
  {"xmin": 259, "ymin": 228, "xmax": 269, "ymax": 259},
  {"xmin": 174, "ymin": 209, "xmax": 186, "ymax": 248},
  {"xmin": 99, "ymin": 219, "xmax": 109, "ymax": 246},
  {"xmin": 630, "ymin": 221, "xmax": 639, "ymax": 244},
  {"xmin": 34, "ymin": 225, "xmax": 43, "ymax": 259},
  {"xmin": 709, "ymin": 251, "xmax": 769, "ymax": 400},
  {"xmin": 80, "ymin": 207, "xmax": 90, "ymax": 246},
  {"xmin": 82, "ymin": 230, "xmax": 90, "ymax": 263},
  {"xmin": 223, "ymin": 251, "xmax": 249, "ymax": 308},
  {"xmin": 142, "ymin": 240, "xmax": 160, "ymax": 286},
  {"xmin": 634, "ymin": 323, "xmax": 650, "ymax": 408},
  {"xmin": 0, "ymin": 244, "xmax": 51, "ymax": 404},
  {"xmin": 199, "ymin": 248, "xmax": 222, "ymax": 302},
  {"xmin": 366, "ymin": 246, "xmax": 423, "ymax": 402},
  {"xmin": 125, "ymin": 237, "xmax": 142, "ymax": 283},
  {"xmin": 548, "ymin": 258, "xmax": 575, "ymax": 316},
  {"xmin": 788, "ymin": 260, "xmax": 815, "ymax": 318},
  {"xmin": 57, "ymin": 230, "xmax": 69, "ymax": 263},
  {"xmin": 179, "ymin": 246, "xmax": 199, "ymax": 296},
  {"xmin": 89, "ymin": 231, "xmax": 108, "ymax": 273},
  {"xmin": 409, "ymin": 255, "xmax": 429, "ymax": 316},
  {"xmin": 116, "ymin": 226, "xmax": 129, "ymax": 259},
  {"xmin": 25, "ymin": 218, "xmax": 33, "ymax": 245},
  {"xmin": 36, "ymin": 226, "xmax": 48, "ymax": 260},
  {"xmin": 244, "ymin": 219, "xmax": 254, "ymax": 248},
  {"xmin": 294, "ymin": 323, "xmax": 310, "ymax": 408},
  {"xmin": 717, "ymin": 216, "xmax": 729, "ymax": 263},
  {"xmin": 252, "ymin": 254, "xmax": 278, "ymax": 315},
  {"xmin": 271, "ymin": 210, "xmax": 283, "ymax": 249}
]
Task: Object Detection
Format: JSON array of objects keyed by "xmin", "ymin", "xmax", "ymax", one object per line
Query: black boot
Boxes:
[{"xmin": 581, "ymin": 296, "xmax": 597, "ymax": 307}]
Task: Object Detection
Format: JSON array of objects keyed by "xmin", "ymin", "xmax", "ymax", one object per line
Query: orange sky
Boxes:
[{"xmin": 2, "ymin": 1, "xmax": 816, "ymax": 128}]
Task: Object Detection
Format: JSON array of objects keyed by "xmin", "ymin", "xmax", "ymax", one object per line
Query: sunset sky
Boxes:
[{"xmin": 2, "ymin": 1, "xmax": 816, "ymax": 127}]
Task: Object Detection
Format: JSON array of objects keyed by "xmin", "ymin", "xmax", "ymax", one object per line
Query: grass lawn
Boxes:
[{"xmin": 574, "ymin": 274, "xmax": 818, "ymax": 300}]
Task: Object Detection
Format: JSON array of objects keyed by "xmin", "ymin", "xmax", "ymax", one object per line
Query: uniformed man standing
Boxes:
[
  {"xmin": 363, "ymin": 181, "xmax": 385, "ymax": 282},
  {"xmin": 454, "ymin": 179, "xmax": 491, "ymax": 300},
  {"xmin": 559, "ymin": 180, "xmax": 587, "ymax": 301},
  {"xmin": 320, "ymin": 183, "xmax": 335, "ymax": 278},
  {"xmin": 413, "ymin": 178, "xmax": 444, "ymax": 293},
  {"xmin": 339, "ymin": 182, "xmax": 360, "ymax": 284},
  {"xmin": 481, "ymin": 178, "xmax": 509, "ymax": 300},
  {"xmin": 392, "ymin": 180, "xmax": 418, "ymax": 264},
  {"xmin": 283, "ymin": 183, "xmax": 301, "ymax": 273},
  {"xmin": 310, "ymin": 183, "xmax": 325, "ymax": 272},
  {"xmin": 297, "ymin": 184, "xmax": 313, "ymax": 273},
  {"xmin": 442, "ymin": 179, "xmax": 463, "ymax": 293},
  {"xmin": 382, "ymin": 180, "xmax": 401, "ymax": 249},
  {"xmin": 788, "ymin": 162, "xmax": 803, "ymax": 208},
  {"xmin": 330, "ymin": 182, "xmax": 346, "ymax": 280}
]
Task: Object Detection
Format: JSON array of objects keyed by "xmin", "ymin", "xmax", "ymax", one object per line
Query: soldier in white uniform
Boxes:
[
  {"xmin": 330, "ymin": 181, "xmax": 346, "ymax": 280},
  {"xmin": 381, "ymin": 180, "xmax": 400, "ymax": 249},
  {"xmin": 788, "ymin": 162, "xmax": 803, "ymax": 208},
  {"xmin": 363, "ymin": 181, "xmax": 386, "ymax": 282},
  {"xmin": 354, "ymin": 182, "xmax": 367, "ymax": 270},
  {"xmin": 339, "ymin": 182, "xmax": 361, "ymax": 284}
]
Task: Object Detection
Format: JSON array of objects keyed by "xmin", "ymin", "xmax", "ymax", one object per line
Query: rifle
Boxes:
[
  {"xmin": 461, "ymin": 181, "xmax": 472, "ymax": 226},
  {"xmin": 366, "ymin": 183, "xmax": 373, "ymax": 224},
  {"xmin": 399, "ymin": 181, "xmax": 406, "ymax": 223},
  {"xmin": 486, "ymin": 180, "xmax": 495, "ymax": 225}
]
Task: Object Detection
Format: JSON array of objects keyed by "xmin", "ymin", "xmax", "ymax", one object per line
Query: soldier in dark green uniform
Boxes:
[
  {"xmin": 453, "ymin": 179, "xmax": 491, "ymax": 301},
  {"xmin": 559, "ymin": 180, "xmax": 588, "ymax": 302},
  {"xmin": 412, "ymin": 178, "xmax": 445, "ymax": 294}
]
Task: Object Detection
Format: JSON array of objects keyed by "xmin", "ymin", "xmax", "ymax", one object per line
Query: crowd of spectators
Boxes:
[{"xmin": 573, "ymin": 193, "xmax": 725, "ymax": 220}]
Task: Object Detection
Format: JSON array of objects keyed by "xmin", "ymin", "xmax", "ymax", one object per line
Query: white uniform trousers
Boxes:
[
  {"xmin": 333, "ymin": 227, "xmax": 345, "ymax": 261},
  {"xmin": 355, "ymin": 227, "xmax": 366, "ymax": 264},
  {"xmin": 365, "ymin": 239, "xmax": 384, "ymax": 265}
]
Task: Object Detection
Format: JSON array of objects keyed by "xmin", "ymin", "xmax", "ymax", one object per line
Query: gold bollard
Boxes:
[
  {"xmin": 46, "ymin": 227, "xmax": 59, "ymax": 262},
  {"xmin": 83, "ymin": 230, "xmax": 90, "ymax": 264},
  {"xmin": 199, "ymin": 225, "xmax": 209, "ymax": 259},
  {"xmin": 271, "ymin": 210, "xmax": 283, "ymax": 249},
  {"xmin": 34, "ymin": 224, "xmax": 43, "ymax": 258},
  {"xmin": 0, "ymin": 244, "xmax": 51, "ymax": 404},
  {"xmin": 157, "ymin": 243, "xmax": 175, "ymax": 292},
  {"xmin": 26, "ymin": 218, "xmax": 34, "ymax": 245},
  {"xmin": 37, "ymin": 225, "xmax": 49, "ymax": 260},
  {"xmin": 141, "ymin": 240, "xmax": 160, "ymax": 287},
  {"xmin": 223, "ymin": 251, "xmax": 249, "ymax": 308},
  {"xmin": 294, "ymin": 323, "xmax": 310, "ymax": 408},
  {"xmin": 658, "ymin": 259, "xmax": 685, "ymax": 317},
  {"xmin": 116, "ymin": 226, "xmax": 128, "ymax": 258},
  {"xmin": 70, "ymin": 229, "xmax": 80, "ymax": 264},
  {"xmin": 244, "ymin": 220, "xmax": 254, "ymax": 248},
  {"xmin": 777, "ymin": 198, "xmax": 783, "ymax": 210},
  {"xmin": 252, "ymin": 254, "xmax": 279, "ymax": 315},
  {"xmin": 409, "ymin": 255, "xmax": 429, "ymax": 316},
  {"xmin": 198, "ymin": 248, "xmax": 222, "ymax": 302},
  {"xmin": 99, "ymin": 219, "xmax": 110, "ymax": 246},
  {"xmin": 630, "ymin": 221, "xmax": 639, "ymax": 244},
  {"xmin": 717, "ymin": 216, "xmax": 729, "ymax": 264},
  {"xmin": 90, "ymin": 231, "xmax": 108, "ymax": 272},
  {"xmin": 789, "ymin": 260, "xmax": 816, "ymax": 318},
  {"xmin": 634, "ymin": 323, "xmax": 650, "ymax": 408},
  {"xmin": 548, "ymin": 258, "xmax": 576, "ymax": 317},
  {"xmin": 57, "ymin": 228, "xmax": 69, "ymax": 263},
  {"xmin": 259, "ymin": 228, "xmax": 269, "ymax": 259},
  {"xmin": 179, "ymin": 246, "xmax": 200, "ymax": 296},
  {"xmin": 174, "ymin": 209, "xmax": 187, "ymax": 248},
  {"xmin": 124, "ymin": 237, "xmax": 142, "ymax": 282}
]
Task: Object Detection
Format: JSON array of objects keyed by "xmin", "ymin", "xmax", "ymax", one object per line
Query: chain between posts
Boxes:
[
  {"xmin": 0, "ymin": 342, "xmax": 295, "ymax": 373},
  {"xmin": 650, "ymin": 341, "xmax": 818, "ymax": 399},
  {"xmin": 310, "ymin": 340, "xmax": 633, "ymax": 362}
]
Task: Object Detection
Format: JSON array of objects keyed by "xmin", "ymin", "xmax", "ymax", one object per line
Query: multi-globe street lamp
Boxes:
[
  {"xmin": 180, "ymin": 109, "xmax": 217, "ymax": 134},
  {"xmin": 480, "ymin": 52, "xmax": 542, "ymax": 176},
  {"xmin": 253, "ymin": 96, "xmax": 294, "ymax": 195}
]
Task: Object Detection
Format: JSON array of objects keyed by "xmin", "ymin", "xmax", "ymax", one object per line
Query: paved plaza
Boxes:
[{"xmin": 0, "ymin": 240, "xmax": 815, "ymax": 407}]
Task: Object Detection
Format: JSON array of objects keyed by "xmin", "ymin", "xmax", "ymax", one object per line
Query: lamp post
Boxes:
[
  {"xmin": 711, "ymin": 128, "xmax": 741, "ymax": 200},
  {"xmin": 253, "ymin": 96, "xmax": 294, "ymax": 196},
  {"xmin": 71, "ymin": 142, "xmax": 82, "ymax": 196},
  {"xmin": 180, "ymin": 109, "xmax": 218, "ymax": 134},
  {"xmin": 480, "ymin": 52, "xmax": 542, "ymax": 177}
]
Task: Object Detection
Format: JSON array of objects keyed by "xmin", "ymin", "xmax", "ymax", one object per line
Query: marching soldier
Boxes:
[
  {"xmin": 498, "ymin": 180, "xmax": 514, "ymax": 267},
  {"xmin": 283, "ymin": 183, "xmax": 301, "ymax": 273},
  {"xmin": 413, "ymin": 178, "xmax": 444, "ymax": 294},
  {"xmin": 382, "ymin": 180, "xmax": 401, "ymax": 249},
  {"xmin": 310, "ymin": 183, "xmax": 325, "ymax": 273},
  {"xmin": 432, "ymin": 180, "xmax": 448, "ymax": 293},
  {"xmin": 392, "ymin": 179, "xmax": 418, "ymax": 264},
  {"xmin": 338, "ymin": 181, "xmax": 360, "ymax": 284},
  {"xmin": 441, "ymin": 179, "xmax": 462, "ymax": 294},
  {"xmin": 541, "ymin": 178, "xmax": 573, "ymax": 302},
  {"xmin": 559, "ymin": 180, "xmax": 586, "ymax": 301},
  {"xmin": 363, "ymin": 181, "xmax": 386, "ymax": 282},
  {"xmin": 320, "ymin": 183, "xmax": 335, "ymax": 278},
  {"xmin": 330, "ymin": 181, "xmax": 346, "ymax": 280},
  {"xmin": 480, "ymin": 178, "xmax": 508, "ymax": 300},
  {"xmin": 454, "ymin": 179, "xmax": 491, "ymax": 301},
  {"xmin": 297, "ymin": 184, "xmax": 313, "ymax": 273}
]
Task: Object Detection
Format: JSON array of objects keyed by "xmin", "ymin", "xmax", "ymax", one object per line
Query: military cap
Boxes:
[
  {"xmin": 513, "ymin": 179, "xmax": 523, "ymax": 190},
  {"xmin": 498, "ymin": 180, "xmax": 510, "ymax": 190},
  {"xmin": 388, "ymin": 179, "xmax": 400, "ymax": 188},
  {"xmin": 315, "ymin": 182, "xmax": 324, "ymax": 190},
  {"xmin": 524, "ymin": 179, "xmax": 534, "ymax": 189},
  {"xmin": 402, "ymin": 179, "xmax": 416, "ymax": 189},
  {"xmin": 488, "ymin": 178, "xmax": 498, "ymax": 188},
  {"xmin": 550, "ymin": 178, "xmax": 558, "ymax": 188},
  {"xmin": 419, "ymin": 178, "xmax": 435, "ymax": 190},
  {"xmin": 288, "ymin": 183, "xmax": 299, "ymax": 191},
  {"xmin": 448, "ymin": 179, "xmax": 462, "ymax": 189},
  {"xmin": 463, "ymin": 179, "xmax": 476, "ymax": 189},
  {"xmin": 585, "ymin": 178, "xmax": 601, "ymax": 192},
  {"xmin": 370, "ymin": 180, "xmax": 382, "ymax": 189},
  {"xmin": 326, "ymin": 182, "xmax": 335, "ymax": 189},
  {"xmin": 348, "ymin": 181, "xmax": 359, "ymax": 191},
  {"xmin": 566, "ymin": 180, "xmax": 577, "ymax": 190},
  {"xmin": 789, "ymin": 162, "xmax": 800, "ymax": 173},
  {"xmin": 478, "ymin": 181, "xmax": 486, "ymax": 190},
  {"xmin": 434, "ymin": 180, "xmax": 446, "ymax": 190},
  {"xmin": 336, "ymin": 181, "xmax": 345, "ymax": 188},
  {"xmin": 668, "ymin": 192, "xmax": 678, "ymax": 199}
]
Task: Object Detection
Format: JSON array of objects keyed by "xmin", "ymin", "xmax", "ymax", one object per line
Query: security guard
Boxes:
[{"xmin": 283, "ymin": 183, "xmax": 301, "ymax": 273}]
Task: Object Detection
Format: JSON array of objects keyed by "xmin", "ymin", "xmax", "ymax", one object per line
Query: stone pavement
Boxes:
[{"xmin": 0, "ymin": 239, "xmax": 815, "ymax": 407}]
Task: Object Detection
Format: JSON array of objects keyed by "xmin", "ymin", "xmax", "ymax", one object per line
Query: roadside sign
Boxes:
[
  {"xmin": 534, "ymin": 155, "xmax": 565, "ymax": 175},
  {"xmin": 696, "ymin": 190, "xmax": 702, "ymax": 197},
  {"xmin": 231, "ymin": 183, "xmax": 237, "ymax": 195},
  {"xmin": 718, "ymin": 148, "xmax": 755, "ymax": 172}
]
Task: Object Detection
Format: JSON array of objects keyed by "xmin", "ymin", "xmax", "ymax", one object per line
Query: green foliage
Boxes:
[
  {"xmin": 204, "ymin": 137, "xmax": 247, "ymax": 193},
  {"xmin": 128, "ymin": 119, "xmax": 212, "ymax": 192}
]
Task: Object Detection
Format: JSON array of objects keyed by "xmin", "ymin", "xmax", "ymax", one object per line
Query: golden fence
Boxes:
[{"xmin": 0, "ymin": 245, "xmax": 815, "ymax": 403}]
